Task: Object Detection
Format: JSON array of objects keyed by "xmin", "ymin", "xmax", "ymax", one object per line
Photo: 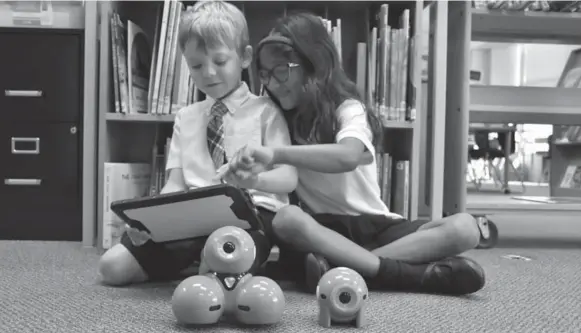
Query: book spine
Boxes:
[
  {"xmin": 102, "ymin": 163, "xmax": 116, "ymax": 249},
  {"xmin": 115, "ymin": 13, "xmax": 131, "ymax": 114},
  {"xmin": 109, "ymin": 14, "xmax": 121, "ymax": 113},
  {"xmin": 151, "ymin": 0, "xmax": 172, "ymax": 115}
]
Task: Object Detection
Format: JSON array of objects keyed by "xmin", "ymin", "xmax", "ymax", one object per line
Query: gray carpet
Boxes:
[{"xmin": 1, "ymin": 215, "xmax": 580, "ymax": 332}]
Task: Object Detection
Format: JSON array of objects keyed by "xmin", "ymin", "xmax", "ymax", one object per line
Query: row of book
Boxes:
[
  {"xmin": 556, "ymin": 125, "xmax": 581, "ymax": 144},
  {"xmin": 109, "ymin": 1, "xmax": 199, "ymax": 116},
  {"xmin": 473, "ymin": 0, "xmax": 581, "ymax": 12},
  {"xmin": 109, "ymin": 1, "xmax": 417, "ymax": 125},
  {"xmin": 364, "ymin": 5, "xmax": 414, "ymax": 123},
  {"xmin": 376, "ymin": 153, "xmax": 410, "ymax": 218},
  {"xmin": 323, "ymin": 5, "xmax": 415, "ymax": 123}
]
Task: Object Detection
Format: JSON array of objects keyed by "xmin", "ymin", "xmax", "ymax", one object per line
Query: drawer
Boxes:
[
  {"xmin": 0, "ymin": 122, "xmax": 81, "ymax": 241},
  {"xmin": 0, "ymin": 29, "xmax": 82, "ymax": 123}
]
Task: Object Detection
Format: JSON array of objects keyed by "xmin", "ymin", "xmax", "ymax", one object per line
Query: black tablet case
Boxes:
[{"xmin": 110, "ymin": 184, "xmax": 263, "ymax": 243}]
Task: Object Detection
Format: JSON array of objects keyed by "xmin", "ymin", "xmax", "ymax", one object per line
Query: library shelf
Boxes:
[
  {"xmin": 471, "ymin": 8, "xmax": 581, "ymax": 45},
  {"xmin": 106, "ymin": 113, "xmax": 175, "ymax": 123}
]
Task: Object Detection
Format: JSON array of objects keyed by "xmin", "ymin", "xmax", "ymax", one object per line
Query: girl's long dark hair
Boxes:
[{"xmin": 259, "ymin": 12, "xmax": 382, "ymax": 147}]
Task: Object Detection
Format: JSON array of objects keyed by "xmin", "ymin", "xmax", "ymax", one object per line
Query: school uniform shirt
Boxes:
[
  {"xmin": 296, "ymin": 99, "xmax": 403, "ymax": 219},
  {"xmin": 165, "ymin": 82, "xmax": 291, "ymax": 212}
]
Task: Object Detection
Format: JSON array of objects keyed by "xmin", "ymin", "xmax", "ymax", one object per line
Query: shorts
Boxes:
[
  {"xmin": 312, "ymin": 213, "xmax": 430, "ymax": 250},
  {"xmin": 275, "ymin": 211, "xmax": 430, "ymax": 273},
  {"xmin": 121, "ymin": 207, "xmax": 275, "ymax": 281}
]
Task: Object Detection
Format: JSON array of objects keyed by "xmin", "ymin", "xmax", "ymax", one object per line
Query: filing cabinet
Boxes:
[{"xmin": 0, "ymin": 28, "xmax": 83, "ymax": 241}]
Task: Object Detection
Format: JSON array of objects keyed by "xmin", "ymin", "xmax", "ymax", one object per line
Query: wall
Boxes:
[
  {"xmin": 470, "ymin": 48, "xmax": 490, "ymax": 85},
  {"xmin": 523, "ymin": 44, "xmax": 581, "ymax": 87}
]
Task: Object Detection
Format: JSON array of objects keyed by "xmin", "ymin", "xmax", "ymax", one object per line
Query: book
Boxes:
[
  {"xmin": 102, "ymin": 163, "xmax": 151, "ymax": 249},
  {"xmin": 126, "ymin": 19, "xmax": 151, "ymax": 114},
  {"xmin": 559, "ymin": 164, "xmax": 581, "ymax": 189}
]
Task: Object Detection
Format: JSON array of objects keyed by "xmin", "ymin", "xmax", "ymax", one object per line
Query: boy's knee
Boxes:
[
  {"xmin": 98, "ymin": 245, "xmax": 141, "ymax": 286},
  {"xmin": 447, "ymin": 213, "xmax": 481, "ymax": 250},
  {"xmin": 272, "ymin": 205, "xmax": 311, "ymax": 241}
]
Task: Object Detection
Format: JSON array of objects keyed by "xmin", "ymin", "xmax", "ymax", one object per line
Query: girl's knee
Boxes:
[
  {"xmin": 98, "ymin": 244, "xmax": 143, "ymax": 286},
  {"xmin": 447, "ymin": 213, "xmax": 481, "ymax": 250},
  {"xmin": 272, "ymin": 205, "xmax": 313, "ymax": 241}
]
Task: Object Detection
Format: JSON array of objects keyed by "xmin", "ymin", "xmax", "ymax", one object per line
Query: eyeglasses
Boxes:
[{"xmin": 257, "ymin": 63, "xmax": 300, "ymax": 85}]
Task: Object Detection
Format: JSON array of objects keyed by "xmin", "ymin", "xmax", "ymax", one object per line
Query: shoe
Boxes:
[
  {"xmin": 420, "ymin": 256, "xmax": 485, "ymax": 295},
  {"xmin": 304, "ymin": 253, "xmax": 331, "ymax": 294}
]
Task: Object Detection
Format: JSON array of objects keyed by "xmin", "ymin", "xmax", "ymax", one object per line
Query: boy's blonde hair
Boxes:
[{"xmin": 178, "ymin": 0, "xmax": 249, "ymax": 54}]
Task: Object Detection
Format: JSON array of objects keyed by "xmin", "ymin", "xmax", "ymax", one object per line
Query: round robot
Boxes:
[
  {"xmin": 172, "ymin": 226, "xmax": 285, "ymax": 326},
  {"xmin": 316, "ymin": 267, "xmax": 368, "ymax": 328},
  {"xmin": 234, "ymin": 275, "xmax": 285, "ymax": 325},
  {"xmin": 172, "ymin": 275, "xmax": 225, "ymax": 325}
]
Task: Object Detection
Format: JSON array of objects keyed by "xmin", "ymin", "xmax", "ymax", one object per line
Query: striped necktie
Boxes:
[{"xmin": 207, "ymin": 100, "xmax": 229, "ymax": 169}]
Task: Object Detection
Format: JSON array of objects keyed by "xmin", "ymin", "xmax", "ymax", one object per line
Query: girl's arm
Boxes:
[
  {"xmin": 272, "ymin": 138, "xmax": 372, "ymax": 173},
  {"xmin": 160, "ymin": 168, "xmax": 188, "ymax": 194},
  {"xmin": 255, "ymin": 164, "xmax": 298, "ymax": 193},
  {"xmin": 272, "ymin": 101, "xmax": 376, "ymax": 173}
]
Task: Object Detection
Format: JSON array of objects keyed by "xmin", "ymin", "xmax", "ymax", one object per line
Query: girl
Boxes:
[{"xmin": 220, "ymin": 12, "xmax": 485, "ymax": 295}]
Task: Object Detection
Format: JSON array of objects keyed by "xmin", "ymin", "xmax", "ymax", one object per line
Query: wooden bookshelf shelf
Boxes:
[
  {"xmin": 471, "ymin": 8, "xmax": 581, "ymax": 44},
  {"xmin": 555, "ymin": 141, "xmax": 581, "ymax": 147},
  {"xmin": 553, "ymin": 188, "xmax": 581, "ymax": 198},
  {"xmin": 469, "ymin": 85, "xmax": 581, "ymax": 125},
  {"xmin": 106, "ymin": 113, "xmax": 175, "ymax": 123},
  {"xmin": 105, "ymin": 113, "xmax": 416, "ymax": 128},
  {"xmin": 383, "ymin": 120, "xmax": 414, "ymax": 129},
  {"xmin": 467, "ymin": 199, "xmax": 581, "ymax": 215}
]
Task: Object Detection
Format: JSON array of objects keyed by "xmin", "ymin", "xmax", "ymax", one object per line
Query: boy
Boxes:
[{"xmin": 98, "ymin": 0, "xmax": 297, "ymax": 286}]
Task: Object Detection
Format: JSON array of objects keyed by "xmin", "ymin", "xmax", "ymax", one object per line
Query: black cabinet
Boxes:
[
  {"xmin": 0, "ymin": 30, "xmax": 82, "ymax": 123},
  {"xmin": 0, "ymin": 28, "xmax": 83, "ymax": 241}
]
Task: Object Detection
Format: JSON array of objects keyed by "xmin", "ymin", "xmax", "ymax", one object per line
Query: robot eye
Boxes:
[
  {"xmin": 363, "ymin": 294, "xmax": 367, "ymax": 300},
  {"xmin": 209, "ymin": 305, "xmax": 222, "ymax": 311},
  {"xmin": 222, "ymin": 241, "xmax": 235, "ymax": 254},
  {"xmin": 320, "ymin": 294, "xmax": 327, "ymax": 299},
  {"xmin": 339, "ymin": 291, "xmax": 351, "ymax": 304}
]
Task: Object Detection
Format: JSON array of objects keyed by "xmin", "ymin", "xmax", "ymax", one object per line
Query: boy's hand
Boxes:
[
  {"xmin": 126, "ymin": 225, "xmax": 152, "ymax": 246},
  {"xmin": 109, "ymin": 221, "xmax": 151, "ymax": 246},
  {"xmin": 222, "ymin": 168, "xmax": 260, "ymax": 189}
]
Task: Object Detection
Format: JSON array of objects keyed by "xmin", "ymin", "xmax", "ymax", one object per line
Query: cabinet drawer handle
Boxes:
[
  {"xmin": 4, "ymin": 178, "xmax": 42, "ymax": 186},
  {"xmin": 11, "ymin": 137, "xmax": 40, "ymax": 154},
  {"xmin": 4, "ymin": 90, "xmax": 43, "ymax": 97}
]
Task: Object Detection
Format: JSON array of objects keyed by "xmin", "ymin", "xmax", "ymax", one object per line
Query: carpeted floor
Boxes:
[{"xmin": 1, "ymin": 214, "xmax": 580, "ymax": 333}]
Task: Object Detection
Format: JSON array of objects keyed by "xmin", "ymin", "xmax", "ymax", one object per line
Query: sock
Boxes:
[{"xmin": 370, "ymin": 257, "xmax": 428, "ymax": 291}]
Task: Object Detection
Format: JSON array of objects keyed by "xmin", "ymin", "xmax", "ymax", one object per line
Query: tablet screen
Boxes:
[{"xmin": 123, "ymin": 195, "xmax": 253, "ymax": 243}]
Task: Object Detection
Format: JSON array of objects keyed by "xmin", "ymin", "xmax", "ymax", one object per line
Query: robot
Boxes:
[
  {"xmin": 316, "ymin": 267, "xmax": 369, "ymax": 328},
  {"xmin": 171, "ymin": 226, "xmax": 285, "ymax": 326}
]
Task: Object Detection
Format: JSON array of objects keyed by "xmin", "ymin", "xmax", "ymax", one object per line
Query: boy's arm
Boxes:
[
  {"xmin": 251, "ymin": 102, "xmax": 298, "ymax": 193},
  {"xmin": 160, "ymin": 110, "xmax": 188, "ymax": 194},
  {"xmin": 160, "ymin": 168, "xmax": 188, "ymax": 194}
]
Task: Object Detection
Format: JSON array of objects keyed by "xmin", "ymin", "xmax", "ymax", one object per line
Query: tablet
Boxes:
[{"xmin": 110, "ymin": 184, "xmax": 263, "ymax": 243}]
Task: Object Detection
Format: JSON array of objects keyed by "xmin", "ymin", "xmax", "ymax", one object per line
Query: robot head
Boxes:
[
  {"xmin": 172, "ymin": 275, "xmax": 225, "ymax": 325},
  {"xmin": 203, "ymin": 226, "xmax": 256, "ymax": 274},
  {"xmin": 316, "ymin": 267, "xmax": 368, "ymax": 318}
]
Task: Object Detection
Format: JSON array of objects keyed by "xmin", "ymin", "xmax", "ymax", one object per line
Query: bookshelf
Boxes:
[
  {"xmin": 94, "ymin": 0, "xmax": 427, "ymax": 249},
  {"xmin": 416, "ymin": 0, "xmax": 449, "ymax": 220},
  {"xmin": 440, "ymin": 4, "xmax": 581, "ymax": 215}
]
